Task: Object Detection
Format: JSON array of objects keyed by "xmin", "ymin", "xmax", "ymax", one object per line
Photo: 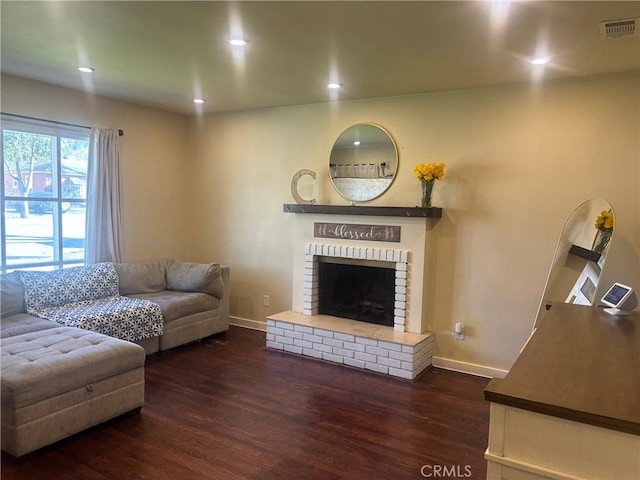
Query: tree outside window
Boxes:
[{"xmin": 1, "ymin": 120, "xmax": 89, "ymax": 271}]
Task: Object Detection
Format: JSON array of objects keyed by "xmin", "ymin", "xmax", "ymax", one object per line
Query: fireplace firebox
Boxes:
[{"xmin": 318, "ymin": 256, "xmax": 395, "ymax": 327}]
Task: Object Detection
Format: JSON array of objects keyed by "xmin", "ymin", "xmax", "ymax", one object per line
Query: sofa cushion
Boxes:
[
  {"xmin": 112, "ymin": 260, "xmax": 168, "ymax": 295},
  {"xmin": 0, "ymin": 272, "xmax": 25, "ymax": 317},
  {"xmin": 166, "ymin": 261, "xmax": 224, "ymax": 299},
  {"xmin": 18, "ymin": 263, "xmax": 119, "ymax": 311},
  {"xmin": 129, "ymin": 291, "xmax": 219, "ymax": 323},
  {"xmin": 0, "ymin": 326, "xmax": 145, "ymax": 409},
  {"xmin": 0, "ymin": 314, "xmax": 58, "ymax": 339}
]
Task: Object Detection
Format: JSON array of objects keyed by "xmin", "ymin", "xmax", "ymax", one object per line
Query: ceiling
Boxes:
[{"xmin": 1, "ymin": 1, "xmax": 639, "ymax": 115}]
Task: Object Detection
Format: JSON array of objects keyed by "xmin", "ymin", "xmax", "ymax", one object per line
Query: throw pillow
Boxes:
[
  {"xmin": 0, "ymin": 272, "xmax": 25, "ymax": 317},
  {"xmin": 166, "ymin": 261, "xmax": 224, "ymax": 298},
  {"xmin": 113, "ymin": 260, "xmax": 169, "ymax": 295}
]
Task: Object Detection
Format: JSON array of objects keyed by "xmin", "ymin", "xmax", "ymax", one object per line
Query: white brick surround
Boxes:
[
  {"xmin": 280, "ymin": 213, "xmax": 437, "ymax": 378},
  {"xmin": 303, "ymin": 242, "xmax": 409, "ymax": 332},
  {"xmin": 266, "ymin": 311, "xmax": 434, "ymax": 380}
]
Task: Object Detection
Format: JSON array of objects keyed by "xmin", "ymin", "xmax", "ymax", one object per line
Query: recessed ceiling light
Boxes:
[
  {"xmin": 530, "ymin": 58, "xmax": 550, "ymax": 65},
  {"xmin": 229, "ymin": 39, "xmax": 248, "ymax": 46},
  {"xmin": 77, "ymin": 66, "xmax": 94, "ymax": 73},
  {"xmin": 327, "ymin": 82, "xmax": 342, "ymax": 89},
  {"xmin": 353, "ymin": 141, "xmax": 361, "ymax": 146},
  {"xmin": 193, "ymin": 98, "xmax": 205, "ymax": 104}
]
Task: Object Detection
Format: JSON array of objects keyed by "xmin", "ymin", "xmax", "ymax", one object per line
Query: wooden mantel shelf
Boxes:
[{"xmin": 282, "ymin": 204, "xmax": 442, "ymax": 218}]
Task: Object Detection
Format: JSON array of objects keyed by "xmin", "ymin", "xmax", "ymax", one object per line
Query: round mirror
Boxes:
[
  {"xmin": 532, "ymin": 198, "xmax": 615, "ymax": 330},
  {"xmin": 329, "ymin": 123, "xmax": 398, "ymax": 202}
]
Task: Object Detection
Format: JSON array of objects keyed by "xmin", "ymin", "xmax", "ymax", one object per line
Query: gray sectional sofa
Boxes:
[
  {"xmin": 113, "ymin": 259, "xmax": 230, "ymax": 353},
  {"xmin": 0, "ymin": 259, "xmax": 230, "ymax": 458}
]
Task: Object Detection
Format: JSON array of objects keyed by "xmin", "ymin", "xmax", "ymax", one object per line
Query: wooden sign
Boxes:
[{"xmin": 314, "ymin": 223, "xmax": 400, "ymax": 242}]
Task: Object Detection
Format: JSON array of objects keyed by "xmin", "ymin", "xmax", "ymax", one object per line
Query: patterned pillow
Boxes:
[{"xmin": 18, "ymin": 263, "xmax": 120, "ymax": 311}]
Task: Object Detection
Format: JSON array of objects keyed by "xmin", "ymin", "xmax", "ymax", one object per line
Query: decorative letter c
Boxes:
[{"xmin": 291, "ymin": 169, "xmax": 316, "ymax": 205}]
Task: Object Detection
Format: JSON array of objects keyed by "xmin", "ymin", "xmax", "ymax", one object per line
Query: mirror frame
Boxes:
[{"xmin": 328, "ymin": 123, "xmax": 399, "ymax": 203}]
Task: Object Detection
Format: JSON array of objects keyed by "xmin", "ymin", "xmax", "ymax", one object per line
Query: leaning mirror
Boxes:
[
  {"xmin": 329, "ymin": 123, "xmax": 398, "ymax": 203},
  {"xmin": 532, "ymin": 198, "xmax": 615, "ymax": 330}
]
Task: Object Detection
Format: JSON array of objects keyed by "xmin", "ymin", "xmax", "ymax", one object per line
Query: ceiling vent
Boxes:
[{"xmin": 599, "ymin": 18, "xmax": 640, "ymax": 39}]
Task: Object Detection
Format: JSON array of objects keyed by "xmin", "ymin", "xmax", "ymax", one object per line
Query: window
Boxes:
[{"xmin": 1, "ymin": 116, "xmax": 89, "ymax": 272}]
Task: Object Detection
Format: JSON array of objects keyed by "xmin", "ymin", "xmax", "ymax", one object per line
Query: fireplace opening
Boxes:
[{"xmin": 318, "ymin": 256, "xmax": 395, "ymax": 327}]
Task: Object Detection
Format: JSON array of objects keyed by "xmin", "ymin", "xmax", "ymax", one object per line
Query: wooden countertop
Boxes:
[{"xmin": 485, "ymin": 302, "xmax": 640, "ymax": 435}]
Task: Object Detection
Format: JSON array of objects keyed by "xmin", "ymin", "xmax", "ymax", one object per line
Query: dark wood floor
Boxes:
[{"xmin": 2, "ymin": 326, "xmax": 490, "ymax": 480}]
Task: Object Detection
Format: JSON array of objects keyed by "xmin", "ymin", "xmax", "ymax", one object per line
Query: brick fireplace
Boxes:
[
  {"xmin": 267, "ymin": 207, "xmax": 439, "ymax": 380},
  {"xmin": 302, "ymin": 243, "xmax": 409, "ymax": 331}
]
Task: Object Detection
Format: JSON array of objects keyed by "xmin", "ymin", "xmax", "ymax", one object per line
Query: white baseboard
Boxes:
[
  {"xmin": 432, "ymin": 356, "xmax": 508, "ymax": 379},
  {"xmin": 229, "ymin": 316, "xmax": 267, "ymax": 332}
]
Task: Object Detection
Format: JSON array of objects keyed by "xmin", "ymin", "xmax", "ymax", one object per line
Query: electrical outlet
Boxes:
[
  {"xmin": 263, "ymin": 295, "xmax": 270, "ymax": 307},
  {"xmin": 454, "ymin": 322, "xmax": 464, "ymax": 340}
]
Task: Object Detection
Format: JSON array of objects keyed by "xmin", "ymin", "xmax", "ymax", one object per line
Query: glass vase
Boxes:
[
  {"xmin": 421, "ymin": 179, "xmax": 434, "ymax": 208},
  {"xmin": 592, "ymin": 229, "xmax": 612, "ymax": 255}
]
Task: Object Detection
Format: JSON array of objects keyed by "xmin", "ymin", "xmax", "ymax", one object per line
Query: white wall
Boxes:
[
  {"xmin": 1, "ymin": 74, "xmax": 193, "ymax": 262},
  {"xmin": 189, "ymin": 73, "xmax": 640, "ymax": 372}
]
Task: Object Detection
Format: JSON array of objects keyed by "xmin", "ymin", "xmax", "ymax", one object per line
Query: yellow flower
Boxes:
[
  {"xmin": 594, "ymin": 210, "xmax": 614, "ymax": 231},
  {"xmin": 414, "ymin": 162, "xmax": 446, "ymax": 182}
]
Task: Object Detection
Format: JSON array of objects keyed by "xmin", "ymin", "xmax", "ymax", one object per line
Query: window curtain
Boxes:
[{"xmin": 85, "ymin": 128, "xmax": 123, "ymax": 263}]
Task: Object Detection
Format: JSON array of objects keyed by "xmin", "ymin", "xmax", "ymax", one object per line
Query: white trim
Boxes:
[
  {"xmin": 230, "ymin": 316, "xmax": 267, "ymax": 332},
  {"xmin": 432, "ymin": 356, "xmax": 508, "ymax": 379},
  {"xmin": 485, "ymin": 451, "xmax": 590, "ymax": 480}
]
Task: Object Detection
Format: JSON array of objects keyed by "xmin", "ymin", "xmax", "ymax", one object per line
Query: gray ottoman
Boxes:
[{"xmin": 1, "ymin": 323, "xmax": 145, "ymax": 458}]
